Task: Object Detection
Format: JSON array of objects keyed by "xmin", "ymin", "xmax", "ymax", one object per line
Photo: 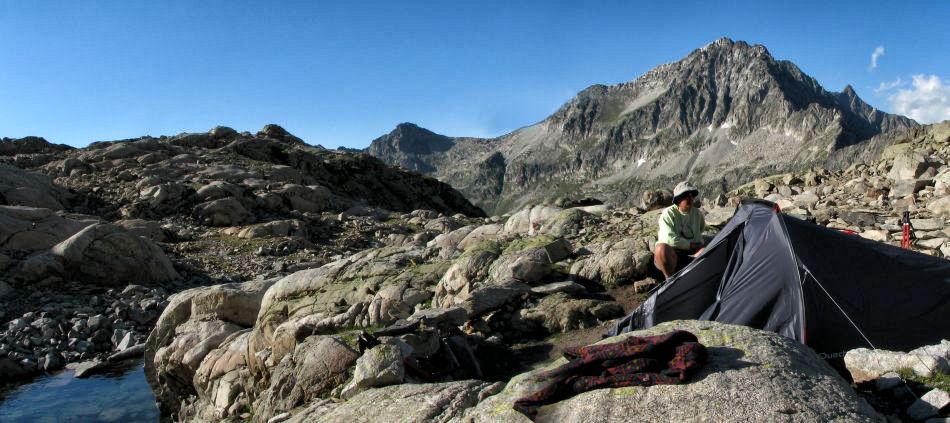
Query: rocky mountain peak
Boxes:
[
  {"xmin": 836, "ymin": 85, "xmax": 861, "ymax": 107},
  {"xmin": 367, "ymin": 38, "xmax": 919, "ymax": 215},
  {"xmin": 366, "ymin": 122, "xmax": 456, "ymax": 173},
  {"xmin": 711, "ymin": 36, "xmax": 735, "ymax": 46},
  {"xmin": 384, "ymin": 123, "xmax": 453, "ymax": 151},
  {"xmin": 700, "ymin": 36, "xmax": 768, "ymax": 56},
  {"xmin": 392, "ymin": 122, "xmax": 428, "ymax": 135}
]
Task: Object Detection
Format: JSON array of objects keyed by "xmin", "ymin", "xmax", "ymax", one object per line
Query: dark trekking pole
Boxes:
[{"xmin": 901, "ymin": 211, "xmax": 913, "ymax": 250}]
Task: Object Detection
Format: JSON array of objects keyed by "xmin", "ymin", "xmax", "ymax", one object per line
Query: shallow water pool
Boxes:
[{"xmin": 0, "ymin": 361, "xmax": 159, "ymax": 422}]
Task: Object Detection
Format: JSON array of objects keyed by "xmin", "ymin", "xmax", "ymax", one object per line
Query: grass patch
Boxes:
[
  {"xmin": 460, "ymin": 239, "xmax": 502, "ymax": 258},
  {"xmin": 401, "ymin": 261, "xmax": 452, "ymax": 287},
  {"xmin": 897, "ymin": 367, "xmax": 950, "ymax": 392},
  {"xmin": 502, "ymin": 235, "xmax": 555, "ymax": 254},
  {"xmin": 338, "ymin": 331, "xmax": 358, "ymax": 346},
  {"xmin": 209, "ymin": 233, "xmax": 274, "ymax": 254},
  {"xmin": 383, "ymin": 218, "xmax": 422, "ymax": 232}
]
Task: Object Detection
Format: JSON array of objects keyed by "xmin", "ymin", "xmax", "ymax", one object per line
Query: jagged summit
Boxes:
[
  {"xmin": 700, "ymin": 36, "xmax": 767, "ymax": 54},
  {"xmin": 367, "ymin": 38, "xmax": 917, "ymax": 214},
  {"xmin": 712, "ymin": 36, "xmax": 735, "ymax": 45}
]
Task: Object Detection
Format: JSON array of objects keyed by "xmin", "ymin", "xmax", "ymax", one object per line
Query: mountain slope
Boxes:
[{"xmin": 367, "ymin": 38, "xmax": 917, "ymax": 214}]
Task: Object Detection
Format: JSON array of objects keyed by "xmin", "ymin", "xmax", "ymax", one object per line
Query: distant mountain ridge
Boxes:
[
  {"xmin": 0, "ymin": 136, "xmax": 74, "ymax": 156},
  {"xmin": 366, "ymin": 123, "xmax": 456, "ymax": 173},
  {"xmin": 367, "ymin": 38, "xmax": 917, "ymax": 214}
]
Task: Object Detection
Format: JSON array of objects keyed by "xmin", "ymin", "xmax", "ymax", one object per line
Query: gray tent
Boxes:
[{"xmin": 607, "ymin": 200, "xmax": 950, "ymax": 358}]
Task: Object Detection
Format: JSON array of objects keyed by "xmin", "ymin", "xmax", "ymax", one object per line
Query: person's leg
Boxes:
[
  {"xmin": 676, "ymin": 249, "xmax": 694, "ymax": 272},
  {"xmin": 653, "ymin": 243, "xmax": 677, "ymax": 280}
]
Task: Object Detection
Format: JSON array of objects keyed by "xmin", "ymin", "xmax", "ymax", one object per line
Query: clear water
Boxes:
[{"xmin": 0, "ymin": 361, "xmax": 159, "ymax": 422}]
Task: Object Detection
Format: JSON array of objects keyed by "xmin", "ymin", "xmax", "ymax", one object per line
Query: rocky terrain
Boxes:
[
  {"xmin": 0, "ymin": 93, "xmax": 947, "ymax": 421},
  {"xmin": 139, "ymin": 120, "xmax": 950, "ymax": 422},
  {"xmin": 367, "ymin": 38, "xmax": 917, "ymax": 215},
  {"xmin": 0, "ymin": 124, "xmax": 484, "ymax": 387}
]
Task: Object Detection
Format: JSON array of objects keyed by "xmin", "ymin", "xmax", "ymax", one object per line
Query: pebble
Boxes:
[{"xmin": 908, "ymin": 389, "xmax": 950, "ymax": 420}]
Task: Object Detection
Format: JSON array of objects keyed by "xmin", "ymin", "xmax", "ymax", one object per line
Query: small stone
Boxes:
[
  {"xmin": 860, "ymin": 230, "xmax": 889, "ymax": 242},
  {"xmin": 634, "ymin": 278, "xmax": 660, "ymax": 293},
  {"xmin": 111, "ymin": 329, "xmax": 128, "ymax": 347},
  {"xmin": 782, "ymin": 175, "xmax": 803, "ymax": 186},
  {"xmin": 407, "ymin": 307, "xmax": 468, "ymax": 330},
  {"xmin": 907, "ymin": 389, "xmax": 950, "ymax": 420},
  {"xmin": 121, "ymin": 284, "xmax": 148, "ymax": 296},
  {"xmin": 929, "ymin": 197, "xmax": 950, "ymax": 218},
  {"xmin": 73, "ymin": 360, "xmax": 105, "ymax": 378},
  {"xmin": 8, "ymin": 318, "xmax": 28, "ymax": 331},
  {"xmin": 128, "ymin": 308, "xmax": 155, "ymax": 325},
  {"xmin": 382, "ymin": 337, "xmax": 416, "ymax": 359},
  {"xmin": 107, "ymin": 343, "xmax": 146, "ymax": 361},
  {"xmin": 461, "ymin": 282, "xmax": 531, "ymax": 317},
  {"xmin": 116, "ymin": 332, "xmax": 134, "ymax": 351},
  {"xmin": 530, "ymin": 281, "xmax": 586, "ymax": 296},
  {"xmin": 754, "ymin": 180, "xmax": 773, "ymax": 196},
  {"xmin": 838, "ymin": 211, "xmax": 878, "ymax": 227},
  {"xmin": 912, "ymin": 218, "xmax": 946, "ymax": 231},
  {"xmin": 918, "ymin": 238, "xmax": 947, "ymax": 250},
  {"xmin": 40, "ymin": 352, "xmax": 64, "ymax": 372},
  {"xmin": 874, "ymin": 372, "xmax": 903, "ymax": 391},
  {"xmin": 87, "ymin": 314, "xmax": 107, "ymax": 331},
  {"xmin": 89, "ymin": 329, "xmax": 111, "ymax": 345},
  {"xmin": 340, "ymin": 344, "xmax": 405, "ymax": 399},
  {"xmin": 140, "ymin": 299, "xmax": 159, "ymax": 311}
]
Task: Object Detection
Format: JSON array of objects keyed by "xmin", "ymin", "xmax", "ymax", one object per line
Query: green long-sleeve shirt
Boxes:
[{"xmin": 657, "ymin": 205, "xmax": 705, "ymax": 250}]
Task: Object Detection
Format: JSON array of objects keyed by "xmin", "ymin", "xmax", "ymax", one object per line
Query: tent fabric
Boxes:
[{"xmin": 606, "ymin": 200, "xmax": 950, "ymax": 357}]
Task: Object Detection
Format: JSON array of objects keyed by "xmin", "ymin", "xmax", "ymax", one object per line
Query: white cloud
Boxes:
[
  {"xmin": 874, "ymin": 77, "xmax": 904, "ymax": 94},
  {"xmin": 887, "ymin": 74, "xmax": 950, "ymax": 123},
  {"xmin": 869, "ymin": 46, "xmax": 885, "ymax": 71}
]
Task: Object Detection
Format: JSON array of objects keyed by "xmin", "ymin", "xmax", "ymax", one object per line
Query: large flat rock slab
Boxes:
[
  {"xmin": 287, "ymin": 380, "xmax": 503, "ymax": 423},
  {"xmin": 464, "ymin": 320, "xmax": 882, "ymax": 422}
]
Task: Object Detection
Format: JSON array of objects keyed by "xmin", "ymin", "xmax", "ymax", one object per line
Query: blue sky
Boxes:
[{"xmin": 1, "ymin": 1, "xmax": 948, "ymax": 148}]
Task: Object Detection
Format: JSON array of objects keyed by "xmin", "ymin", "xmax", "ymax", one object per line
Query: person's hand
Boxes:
[{"xmin": 689, "ymin": 242, "xmax": 703, "ymax": 250}]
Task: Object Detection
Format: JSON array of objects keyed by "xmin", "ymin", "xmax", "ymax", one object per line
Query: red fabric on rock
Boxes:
[{"xmin": 513, "ymin": 330, "xmax": 707, "ymax": 420}]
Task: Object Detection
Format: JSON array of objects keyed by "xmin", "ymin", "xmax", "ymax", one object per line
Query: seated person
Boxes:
[{"xmin": 654, "ymin": 182, "xmax": 705, "ymax": 280}]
